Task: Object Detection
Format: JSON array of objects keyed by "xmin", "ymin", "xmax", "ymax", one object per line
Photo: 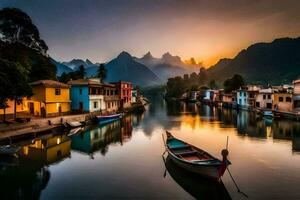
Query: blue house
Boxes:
[{"xmin": 68, "ymin": 79, "xmax": 105, "ymax": 112}]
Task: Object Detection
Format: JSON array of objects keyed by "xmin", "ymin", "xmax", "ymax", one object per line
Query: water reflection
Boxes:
[
  {"xmin": 167, "ymin": 101, "xmax": 300, "ymax": 153},
  {"xmin": 1, "ymin": 97, "xmax": 300, "ymax": 199},
  {"xmin": 165, "ymin": 155, "xmax": 231, "ymax": 200},
  {"xmin": 71, "ymin": 115, "xmax": 136, "ymax": 158}
]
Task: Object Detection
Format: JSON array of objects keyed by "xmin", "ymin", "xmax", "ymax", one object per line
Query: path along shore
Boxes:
[{"xmin": 0, "ymin": 114, "xmax": 88, "ymax": 140}]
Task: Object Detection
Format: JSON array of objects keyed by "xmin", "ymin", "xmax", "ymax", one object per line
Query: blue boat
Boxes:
[{"xmin": 97, "ymin": 113, "xmax": 122, "ymax": 125}]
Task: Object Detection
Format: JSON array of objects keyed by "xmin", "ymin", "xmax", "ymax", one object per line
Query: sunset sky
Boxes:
[{"xmin": 1, "ymin": 0, "xmax": 300, "ymax": 67}]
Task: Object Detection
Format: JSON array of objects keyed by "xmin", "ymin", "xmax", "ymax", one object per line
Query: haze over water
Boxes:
[{"xmin": 1, "ymin": 96, "xmax": 300, "ymax": 199}]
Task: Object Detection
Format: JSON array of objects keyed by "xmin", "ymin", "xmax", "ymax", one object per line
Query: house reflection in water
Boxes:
[
  {"xmin": 0, "ymin": 134, "xmax": 70, "ymax": 200},
  {"xmin": 71, "ymin": 116, "xmax": 133, "ymax": 158},
  {"xmin": 19, "ymin": 134, "xmax": 71, "ymax": 165}
]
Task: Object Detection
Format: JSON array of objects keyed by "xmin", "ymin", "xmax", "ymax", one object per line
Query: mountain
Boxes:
[
  {"xmin": 103, "ymin": 52, "xmax": 161, "ymax": 86},
  {"xmin": 62, "ymin": 59, "xmax": 98, "ymax": 70},
  {"xmin": 50, "ymin": 58, "xmax": 73, "ymax": 76},
  {"xmin": 135, "ymin": 51, "xmax": 198, "ymax": 82},
  {"xmin": 208, "ymin": 37, "xmax": 300, "ymax": 85}
]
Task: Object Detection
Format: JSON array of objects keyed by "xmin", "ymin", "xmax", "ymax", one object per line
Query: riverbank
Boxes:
[
  {"xmin": 0, "ymin": 102, "xmax": 148, "ymax": 143},
  {"xmin": 0, "ymin": 114, "xmax": 88, "ymax": 141}
]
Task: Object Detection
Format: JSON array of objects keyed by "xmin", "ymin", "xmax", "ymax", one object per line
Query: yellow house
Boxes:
[
  {"xmin": 0, "ymin": 98, "xmax": 29, "ymax": 120},
  {"xmin": 28, "ymin": 80, "xmax": 71, "ymax": 117}
]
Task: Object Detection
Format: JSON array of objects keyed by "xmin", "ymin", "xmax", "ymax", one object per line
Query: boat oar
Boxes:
[{"xmin": 225, "ymin": 136, "xmax": 248, "ymax": 198}]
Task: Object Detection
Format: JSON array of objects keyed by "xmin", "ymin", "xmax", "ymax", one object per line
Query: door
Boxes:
[
  {"xmin": 79, "ymin": 102, "xmax": 83, "ymax": 112},
  {"xmin": 29, "ymin": 102, "xmax": 34, "ymax": 115}
]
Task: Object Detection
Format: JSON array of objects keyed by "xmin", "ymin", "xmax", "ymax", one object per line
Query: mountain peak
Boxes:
[
  {"xmin": 142, "ymin": 51, "xmax": 154, "ymax": 59},
  {"xmin": 117, "ymin": 51, "xmax": 132, "ymax": 60},
  {"xmin": 162, "ymin": 52, "xmax": 182, "ymax": 65},
  {"xmin": 86, "ymin": 59, "xmax": 94, "ymax": 65}
]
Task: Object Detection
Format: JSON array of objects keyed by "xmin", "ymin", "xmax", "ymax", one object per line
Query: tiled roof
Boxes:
[
  {"xmin": 30, "ymin": 80, "xmax": 70, "ymax": 88},
  {"xmin": 67, "ymin": 79, "xmax": 102, "ymax": 86}
]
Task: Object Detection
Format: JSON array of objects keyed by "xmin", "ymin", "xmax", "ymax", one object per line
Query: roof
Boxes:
[
  {"xmin": 293, "ymin": 79, "xmax": 300, "ymax": 84},
  {"xmin": 30, "ymin": 80, "xmax": 70, "ymax": 88},
  {"xmin": 67, "ymin": 79, "xmax": 102, "ymax": 86}
]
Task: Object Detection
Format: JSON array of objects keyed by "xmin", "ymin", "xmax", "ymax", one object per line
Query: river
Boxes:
[{"xmin": 1, "ymin": 95, "xmax": 300, "ymax": 200}]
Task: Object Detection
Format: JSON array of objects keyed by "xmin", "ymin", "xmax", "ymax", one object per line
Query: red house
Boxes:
[{"xmin": 112, "ymin": 81, "xmax": 133, "ymax": 109}]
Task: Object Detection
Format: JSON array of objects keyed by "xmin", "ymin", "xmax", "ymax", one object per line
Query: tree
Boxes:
[
  {"xmin": 209, "ymin": 79, "xmax": 217, "ymax": 89},
  {"xmin": 97, "ymin": 63, "xmax": 107, "ymax": 83},
  {"xmin": 0, "ymin": 8, "xmax": 48, "ymax": 54},
  {"xmin": 223, "ymin": 74, "xmax": 245, "ymax": 93},
  {"xmin": 198, "ymin": 67, "xmax": 208, "ymax": 85},
  {"xmin": 78, "ymin": 64, "xmax": 85, "ymax": 79},
  {"xmin": 0, "ymin": 59, "xmax": 32, "ymax": 121}
]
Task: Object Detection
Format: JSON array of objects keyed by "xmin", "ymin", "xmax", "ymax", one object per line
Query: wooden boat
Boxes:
[
  {"xmin": 165, "ymin": 155, "xmax": 232, "ymax": 200},
  {"xmin": 0, "ymin": 145, "xmax": 21, "ymax": 156},
  {"xmin": 97, "ymin": 113, "xmax": 122, "ymax": 125},
  {"xmin": 164, "ymin": 131, "xmax": 230, "ymax": 180},
  {"xmin": 64, "ymin": 121, "xmax": 84, "ymax": 129},
  {"xmin": 262, "ymin": 110, "xmax": 274, "ymax": 118}
]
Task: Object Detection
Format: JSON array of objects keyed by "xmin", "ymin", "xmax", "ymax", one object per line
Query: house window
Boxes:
[
  {"xmin": 94, "ymin": 102, "xmax": 98, "ymax": 108},
  {"xmin": 108, "ymin": 102, "xmax": 111, "ymax": 108},
  {"xmin": 279, "ymin": 97, "xmax": 284, "ymax": 102},
  {"xmin": 256, "ymin": 102, "xmax": 260, "ymax": 108},
  {"xmin": 267, "ymin": 94, "xmax": 271, "ymax": 99},
  {"xmin": 263, "ymin": 95, "xmax": 266, "ymax": 99},
  {"xmin": 55, "ymin": 88, "xmax": 61, "ymax": 95},
  {"xmin": 79, "ymin": 89, "xmax": 82, "ymax": 95},
  {"xmin": 286, "ymin": 97, "xmax": 292, "ymax": 102},
  {"xmin": 92, "ymin": 88, "xmax": 96, "ymax": 95},
  {"xmin": 110, "ymin": 90, "xmax": 113, "ymax": 95}
]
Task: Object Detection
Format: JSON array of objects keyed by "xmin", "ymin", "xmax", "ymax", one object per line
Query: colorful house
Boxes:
[
  {"xmin": 112, "ymin": 81, "xmax": 133, "ymax": 109},
  {"xmin": 68, "ymin": 79, "xmax": 105, "ymax": 113},
  {"xmin": 255, "ymin": 88, "xmax": 276, "ymax": 110},
  {"xmin": 103, "ymin": 83, "xmax": 120, "ymax": 113},
  {"xmin": 131, "ymin": 89, "xmax": 138, "ymax": 103},
  {"xmin": 273, "ymin": 92, "xmax": 293, "ymax": 112},
  {"xmin": 28, "ymin": 80, "xmax": 71, "ymax": 117},
  {"xmin": 293, "ymin": 79, "xmax": 300, "ymax": 112},
  {"xmin": 0, "ymin": 98, "xmax": 29, "ymax": 120},
  {"xmin": 237, "ymin": 85, "xmax": 262, "ymax": 110},
  {"xmin": 222, "ymin": 93, "xmax": 235, "ymax": 108}
]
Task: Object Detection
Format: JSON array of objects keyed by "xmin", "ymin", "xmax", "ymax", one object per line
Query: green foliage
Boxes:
[
  {"xmin": 97, "ymin": 63, "xmax": 107, "ymax": 83},
  {"xmin": 166, "ymin": 68, "xmax": 210, "ymax": 97},
  {"xmin": 0, "ymin": 8, "xmax": 48, "ymax": 53},
  {"xmin": 0, "ymin": 58, "xmax": 32, "ymax": 121},
  {"xmin": 0, "ymin": 42, "xmax": 57, "ymax": 82},
  {"xmin": 223, "ymin": 74, "xmax": 245, "ymax": 93},
  {"xmin": 58, "ymin": 67, "xmax": 88, "ymax": 83},
  {"xmin": 209, "ymin": 79, "xmax": 217, "ymax": 89},
  {"xmin": 78, "ymin": 65, "xmax": 85, "ymax": 79}
]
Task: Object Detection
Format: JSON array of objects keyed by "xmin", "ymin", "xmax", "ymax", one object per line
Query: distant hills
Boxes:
[
  {"xmin": 52, "ymin": 51, "xmax": 199, "ymax": 86},
  {"xmin": 134, "ymin": 52, "xmax": 198, "ymax": 81},
  {"xmin": 208, "ymin": 37, "xmax": 300, "ymax": 85},
  {"xmin": 52, "ymin": 37, "xmax": 300, "ymax": 86}
]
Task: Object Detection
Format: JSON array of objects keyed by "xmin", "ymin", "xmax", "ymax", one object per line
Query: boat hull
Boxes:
[
  {"xmin": 168, "ymin": 152, "xmax": 220, "ymax": 180},
  {"xmin": 97, "ymin": 114, "xmax": 121, "ymax": 125}
]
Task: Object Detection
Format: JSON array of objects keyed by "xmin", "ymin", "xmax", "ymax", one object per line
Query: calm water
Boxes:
[{"xmin": 1, "ymin": 95, "xmax": 300, "ymax": 200}]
